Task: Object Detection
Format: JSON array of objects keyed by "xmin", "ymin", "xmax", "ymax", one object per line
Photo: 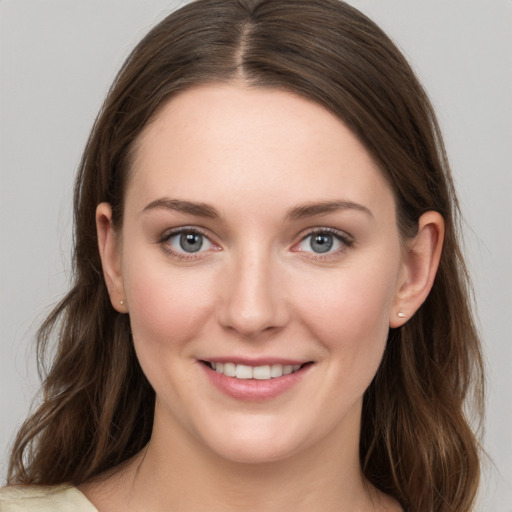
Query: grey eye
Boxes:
[
  {"xmin": 179, "ymin": 232, "xmax": 204, "ymax": 253},
  {"xmin": 295, "ymin": 230, "xmax": 348, "ymax": 255},
  {"xmin": 309, "ymin": 233, "xmax": 334, "ymax": 253},
  {"xmin": 166, "ymin": 230, "xmax": 213, "ymax": 254}
]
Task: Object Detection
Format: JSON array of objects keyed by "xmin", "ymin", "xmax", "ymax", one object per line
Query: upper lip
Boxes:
[{"xmin": 200, "ymin": 357, "xmax": 311, "ymax": 366}]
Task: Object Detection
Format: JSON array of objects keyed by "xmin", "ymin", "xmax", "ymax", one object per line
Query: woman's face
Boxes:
[{"xmin": 107, "ymin": 83, "xmax": 407, "ymax": 463}]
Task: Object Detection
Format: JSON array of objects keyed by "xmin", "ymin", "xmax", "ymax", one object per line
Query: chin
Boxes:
[
  {"xmin": 190, "ymin": 411, "xmax": 333, "ymax": 466},
  {"xmin": 206, "ymin": 432, "xmax": 305, "ymax": 465}
]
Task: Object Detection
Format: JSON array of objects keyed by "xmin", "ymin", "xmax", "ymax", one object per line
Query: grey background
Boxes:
[{"xmin": 1, "ymin": 0, "xmax": 510, "ymax": 509}]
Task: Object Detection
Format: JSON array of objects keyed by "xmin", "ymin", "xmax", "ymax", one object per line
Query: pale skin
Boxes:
[{"xmin": 84, "ymin": 83, "xmax": 444, "ymax": 511}]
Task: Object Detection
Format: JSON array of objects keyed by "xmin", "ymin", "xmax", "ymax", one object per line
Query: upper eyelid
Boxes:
[
  {"xmin": 297, "ymin": 226, "xmax": 353, "ymax": 242},
  {"xmin": 160, "ymin": 225, "xmax": 214, "ymax": 241}
]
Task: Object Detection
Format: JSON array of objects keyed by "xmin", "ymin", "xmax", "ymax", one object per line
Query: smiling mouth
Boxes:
[{"xmin": 202, "ymin": 361, "xmax": 310, "ymax": 380}]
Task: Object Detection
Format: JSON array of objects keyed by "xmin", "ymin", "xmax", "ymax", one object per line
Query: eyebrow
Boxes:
[
  {"xmin": 141, "ymin": 198, "xmax": 220, "ymax": 218},
  {"xmin": 285, "ymin": 200, "xmax": 373, "ymax": 220},
  {"xmin": 141, "ymin": 197, "xmax": 372, "ymax": 221}
]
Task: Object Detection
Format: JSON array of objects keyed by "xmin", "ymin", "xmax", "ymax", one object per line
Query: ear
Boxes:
[
  {"xmin": 96, "ymin": 202, "xmax": 127, "ymax": 313},
  {"xmin": 390, "ymin": 211, "xmax": 444, "ymax": 327}
]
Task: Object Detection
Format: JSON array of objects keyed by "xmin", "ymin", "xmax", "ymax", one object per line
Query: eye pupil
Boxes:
[
  {"xmin": 310, "ymin": 233, "xmax": 333, "ymax": 253},
  {"xmin": 179, "ymin": 232, "xmax": 203, "ymax": 252}
]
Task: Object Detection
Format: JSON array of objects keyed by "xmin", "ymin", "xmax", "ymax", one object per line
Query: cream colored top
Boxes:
[{"xmin": 0, "ymin": 484, "xmax": 98, "ymax": 511}]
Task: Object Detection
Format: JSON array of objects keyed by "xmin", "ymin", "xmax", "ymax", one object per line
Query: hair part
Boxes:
[{"xmin": 8, "ymin": 1, "xmax": 484, "ymax": 510}]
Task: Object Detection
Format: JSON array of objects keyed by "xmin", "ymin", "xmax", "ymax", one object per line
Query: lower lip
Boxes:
[{"xmin": 201, "ymin": 363, "xmax": 312, "ymax": 401}]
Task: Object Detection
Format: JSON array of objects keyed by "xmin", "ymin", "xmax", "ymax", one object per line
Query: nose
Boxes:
[{"xmin": 217, "ymin": 247, "xmax": 290, "ymax": 338}]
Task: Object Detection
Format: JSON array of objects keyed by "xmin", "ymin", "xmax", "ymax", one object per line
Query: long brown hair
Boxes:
[{"xmin": 8, "ymin": 1, "xmax": 484, "ymax": 510}]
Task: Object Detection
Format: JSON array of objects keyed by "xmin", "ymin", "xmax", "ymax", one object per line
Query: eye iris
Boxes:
[
  {"xmin": 179, "ymin": 232, "xmax": 203, "ymax": 252},
  {"xmin": 310, "ymin": 233, "xmax": 333, "ymax": 253}
]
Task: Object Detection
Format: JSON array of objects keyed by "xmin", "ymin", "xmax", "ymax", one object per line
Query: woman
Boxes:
[{"xmin": 1, "ymin": 0, "xmax": 484, "ymax": 510}]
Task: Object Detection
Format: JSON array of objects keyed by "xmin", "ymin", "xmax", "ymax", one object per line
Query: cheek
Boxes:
[
  {"xmin": 122, "ymin": 253, "xmax": 216, "ymax": 353},
  {"xmin": 292, "ymin": 255, "xmax": 399, "ymax": 366},
  {"xmin": 122, "ymin": 257, "xmax": 220, "ymax": 404}
]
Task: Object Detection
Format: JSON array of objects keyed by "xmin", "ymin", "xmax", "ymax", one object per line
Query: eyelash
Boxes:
[
  {"xmin": 158, "ymin": 226, "xmax": 218, "ymax": 261},
  {"xmin": 158, "ymin": 226, "xmax": 354, "ymax": 261},
  {"xmin": 293, "ymin": 228, "xmax": 354, "ymax": 260}
]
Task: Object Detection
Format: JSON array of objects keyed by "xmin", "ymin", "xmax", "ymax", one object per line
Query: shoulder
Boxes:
[{"xmin": 0, "ymin": 484, "xmax": 99, "ymax": 512}]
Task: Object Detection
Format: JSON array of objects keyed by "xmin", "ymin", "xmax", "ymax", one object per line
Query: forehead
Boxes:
[{"xmin": 127, "ymin": 83, "xmax": 394, "ymax": 218}]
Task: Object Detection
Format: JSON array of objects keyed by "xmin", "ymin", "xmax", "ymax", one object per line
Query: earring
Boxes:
[
  {"xmin": 120, "ymin": 300, "xmax": 125, "ymax": 305},
  {"xmin": 397, "ymin": 312, "xmax": 406, "ymax": 318}
]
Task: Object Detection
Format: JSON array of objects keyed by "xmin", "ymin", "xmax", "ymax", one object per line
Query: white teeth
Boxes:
[
  {"xmin": 210, "ymin": 362, "xmax": 303, "ymax": 380},
  {"xmin": 253, "ymin": 365, "xmax": 271, "ymax": 380},
  {"xmin": 223, "ymin": 362, "xmax": 236, "ymax": 377},
  {"xmin": 235, "ymin": 364, "xmax": 253, "ymax": 379},
  {"xmin": 270, "ymin": 364, "xmax": 283, "ymax": 378}
]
